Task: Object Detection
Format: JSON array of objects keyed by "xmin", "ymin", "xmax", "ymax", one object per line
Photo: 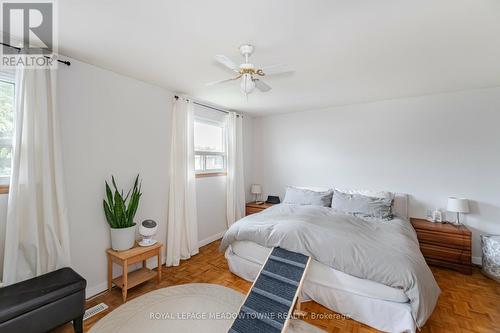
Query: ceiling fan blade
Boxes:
[
  {"xmin": 254, "ymin": 79, "xmax": 272, "ymax": 92},
  {"xmin": 215, "ymin": 55, "xmax": 239, "ymax": 73},
  {"xmin": 206, "ymin": 76, "xmax": 239, "ymax": 86},
  {"xmin": 260, "ymin": 64, "xmax": 294, "ymax": 76}
]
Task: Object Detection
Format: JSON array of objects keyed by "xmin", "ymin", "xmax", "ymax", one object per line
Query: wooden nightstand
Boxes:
[
  {"xmin": 410, "ymin": 218, "xmax": 472, "ymax": 274},
  {"xmin": 246, "ymin": 202, "xmax": 275, "ymax": 216},
  {"xmin": 107, "ymin": 242, "xmax": 162, "ymax": 302}
]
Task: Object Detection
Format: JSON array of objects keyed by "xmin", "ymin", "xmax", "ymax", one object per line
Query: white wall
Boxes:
[
  {"xmin": 196, "ymin": 176, "xmax": 227, "ymax": 246},
  {"xmin": 58, "ymin": 59, "xmax": 173, "ymax": 296},
  {"xmin": 252, "ymin": 87, "xmax": 500, "ymax": 262},
  {"xmin": 58, "ymin": 60, "xmax": 254, "ymax": 296},
  {"xmin": 0, "ymin": 59, "xmax": 173, "ymax": 292},
  {"xmin": 0, "ymin": 60, "xmax": 172, "ymax": 290},
  {"xmin": 0, "ymin": 60, "xmax": 254, "ymax": 295}
]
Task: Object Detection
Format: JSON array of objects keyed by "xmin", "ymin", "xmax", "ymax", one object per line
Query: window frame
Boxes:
[
  {"xmin": 0, "ymin": 72, "xmax": 15, "ymax": 190},
  {"xmin": 194, "ymin": 117, "xmax": 227, "ymax": 176}
]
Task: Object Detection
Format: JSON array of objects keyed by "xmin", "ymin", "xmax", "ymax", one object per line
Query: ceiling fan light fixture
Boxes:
[
  {"xmin": 240, "ymin": 73, "xmax": 255, "ymax": 94},
  {"xmin": 208, "ymin": 43, "xmax": 294, "ymax": 96}
]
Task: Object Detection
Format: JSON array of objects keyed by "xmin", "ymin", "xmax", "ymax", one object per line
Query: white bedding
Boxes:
[
  {"xmin": 229, "ymin": 240, "xmax": 409, "ymax": 303},
  {"xmin": 220, "ymin": 204, "xmax": 440, "ymax": 328}
]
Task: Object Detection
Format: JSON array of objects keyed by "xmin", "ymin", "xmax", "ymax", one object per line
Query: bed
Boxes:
[{"xmin": 220, "ymin": 191, "xmax": 440, "ymax": 333}]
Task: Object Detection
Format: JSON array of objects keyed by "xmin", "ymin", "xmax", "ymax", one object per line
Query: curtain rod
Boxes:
[
  {"xmin": 0, "ymin": 42, "xmax": 71, "ymax": 66},
  {"xmin": 174, "ymin": 95, "xmax": 242, "ymax": 117}
]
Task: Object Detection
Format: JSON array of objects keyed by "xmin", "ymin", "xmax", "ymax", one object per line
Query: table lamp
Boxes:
[
  {"xmin": 447, "ymin": 197, "xmax": 469, "ymax": 225},
  {"xmin": 251, "ymin": 184, "xmax": 263, "ymax": 204}
]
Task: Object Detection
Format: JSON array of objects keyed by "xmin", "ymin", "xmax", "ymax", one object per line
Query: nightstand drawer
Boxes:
[
  {"xmin": 246, "ymin": 202, "xmax": 275, "ymax": 216},
  {"xmin": 414, "ymin": 229, "xmax": 471, "ymax": 250},
  {"xmin": 246, "ymin": 207, "xmax": 263, "ymax": 215},
  {"xmin": 419, "ymin": 243, "xmax": 471, "ymax": 265},
  {"xmin": 411, "ymin": 218, "xmax": 472, "ymax": 274}
]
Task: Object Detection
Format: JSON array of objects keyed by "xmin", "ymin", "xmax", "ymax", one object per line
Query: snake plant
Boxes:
[{"xmin": 103, "ymin": 175, "xmax": 142, "ymax": 229}]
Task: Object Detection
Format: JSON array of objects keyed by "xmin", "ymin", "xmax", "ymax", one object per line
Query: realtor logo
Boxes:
[
  {"xmin": 2, "ymin": 1, "xmax": 53, "ymax": 54},
  {"xmin": 1, "ymin": 1, "xmax": 57, "ymax": 68}
]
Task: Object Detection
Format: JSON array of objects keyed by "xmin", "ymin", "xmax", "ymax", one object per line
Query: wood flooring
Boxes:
[{"xmin": 54, "ymin": 240, "xmax": 500, "ymax": 333}]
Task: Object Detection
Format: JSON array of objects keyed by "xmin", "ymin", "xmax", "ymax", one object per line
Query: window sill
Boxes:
[
  {"xmin": 0, "ymin": 184, "xmax": 9, "ymax": 194},
  {"xmin": 196, "ymin": 172, "xmax": 227, "ymax": 178}
]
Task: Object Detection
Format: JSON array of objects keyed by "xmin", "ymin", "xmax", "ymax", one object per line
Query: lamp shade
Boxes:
[
  {"xmin": 447, "ymin": 197, "xmax": 469, "ymax": 213},
  {"xmin": 250, "ymin": 184, "xmax": 262, "ymax": 195}
]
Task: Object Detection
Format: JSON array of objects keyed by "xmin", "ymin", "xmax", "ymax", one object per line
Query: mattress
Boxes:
[{"xmin": 230, "ymin": 240, "xmax": 409, "ymax": 303}]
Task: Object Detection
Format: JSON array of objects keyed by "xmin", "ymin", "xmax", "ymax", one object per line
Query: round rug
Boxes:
[{"xmin": 89, "ymin": 283, "xmax": 324, "ymax": 333}]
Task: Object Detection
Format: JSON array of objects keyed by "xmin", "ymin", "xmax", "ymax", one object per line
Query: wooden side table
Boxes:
[
  {"xmin": 410, "ymin": 218, "xmax": 472, "ymax": 274},
  {"xmin": 107, "ymin": 242, "xmax": 163, "ymax": 302},
  {"xmin": 245, "ymin": 202, "xmax": 275, "ymax": 216}
]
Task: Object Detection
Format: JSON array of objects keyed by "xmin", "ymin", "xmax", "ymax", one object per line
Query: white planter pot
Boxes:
[{"xmin": 110, "ymin": 224, "xmax": 136, "ymax": 251}]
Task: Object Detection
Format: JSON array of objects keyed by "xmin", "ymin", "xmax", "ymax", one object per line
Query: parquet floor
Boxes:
[{"xmin": 54, "ymin": 240, "xmax": 500, "ymax": 333}]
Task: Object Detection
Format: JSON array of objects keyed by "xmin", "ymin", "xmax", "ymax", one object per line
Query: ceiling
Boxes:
[{"xmin": 58, "ymin": 0, "xmax": 500, "ymax": 115}]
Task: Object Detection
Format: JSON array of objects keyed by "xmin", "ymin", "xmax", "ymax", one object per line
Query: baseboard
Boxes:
[
  {"xmin": 198, "ymin": 231, "xmax": 226, "ymax": 248},
  {"xmin": 86, "ymin": 281, "xmax": 109, "ymax": 299},
  {"xmin": 472, "ymin": 256, "xmax": 482, "ymax": 266}
]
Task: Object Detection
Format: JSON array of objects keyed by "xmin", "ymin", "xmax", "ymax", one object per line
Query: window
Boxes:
[
  {"xmin": 194, "ymin": 118, "xmax": 226, "ymax": 174},
  {"xmin": 0, "ymin": 72, "xmax": 15, "ymax": 186}
]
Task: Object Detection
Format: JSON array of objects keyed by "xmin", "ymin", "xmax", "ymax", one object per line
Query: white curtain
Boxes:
[
  {"xmin": 166, "ymin": 97, "xmax": 199, "ymax": 266},
  {"xmin": 2, "ymin": 66, "xmax": 70, "ymax": 285},
  {"xmin": 226, "ymin": 112, "xmax": 245, "ymax": 227}
]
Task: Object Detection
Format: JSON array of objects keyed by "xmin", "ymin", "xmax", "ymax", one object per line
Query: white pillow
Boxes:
[
  {"xmin": 334, "ymin": 187, "xmax": 394, "ymax": 200},
  {"xmin": 283, "ymin": 186, "xmax": 333, "ymax": 207},
  {"xmin": 331, "ymin": 190, "xmax": 394, "ymax": 221},
  {"xmin": 334, "ymin": 187, "xmax": 409, "ymax": 219}
]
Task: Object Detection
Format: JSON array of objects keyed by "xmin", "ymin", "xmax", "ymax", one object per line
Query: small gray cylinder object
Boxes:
[{"xmin": 481, "ymin": 235, "xmax": 500, "ymax": 282}]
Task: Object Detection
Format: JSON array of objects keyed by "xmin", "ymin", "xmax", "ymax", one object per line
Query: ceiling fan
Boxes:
[{"xmin": 207, "ymin": 44, "xmax": 294, "ymax": 95}]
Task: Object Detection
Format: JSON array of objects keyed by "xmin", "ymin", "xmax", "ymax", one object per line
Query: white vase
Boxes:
[{"xmin": 110, "ymin": 224, "xmax": 137, "ymax": 251}]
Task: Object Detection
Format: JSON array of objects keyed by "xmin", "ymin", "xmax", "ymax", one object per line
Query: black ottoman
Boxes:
[{"xmin": 0, "ymin": 267, "xmax": 86, "ymax": 333}]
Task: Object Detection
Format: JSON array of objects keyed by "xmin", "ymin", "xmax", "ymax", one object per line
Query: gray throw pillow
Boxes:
[
  {"xmin": 331, "ymin": 190, "xmax": 393, "ymax": 220},
  {"xmin": 283, "ymin": 186, "xmax": 333, "ymax": 207}
]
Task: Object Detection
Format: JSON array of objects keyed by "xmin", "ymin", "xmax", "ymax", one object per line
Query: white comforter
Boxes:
[{"xmin": 220, "ymin": 204, "xmax": 440, "ymax": 328}]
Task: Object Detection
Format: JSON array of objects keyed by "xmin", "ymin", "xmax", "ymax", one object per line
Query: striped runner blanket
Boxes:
[{"xmin": 228, "ymin": 247, "xmax": 311, "ymax": 333}]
